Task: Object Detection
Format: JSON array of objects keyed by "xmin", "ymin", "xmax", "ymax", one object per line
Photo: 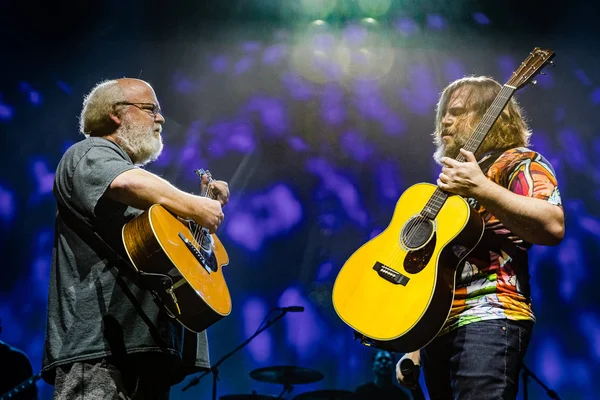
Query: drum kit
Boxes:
[{"xmin": 219, "ymin": 365, "xmax": 355, "ymax": 400}]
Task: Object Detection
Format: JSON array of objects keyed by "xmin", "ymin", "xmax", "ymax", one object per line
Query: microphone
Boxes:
[
  {"xmin": 400, "ymin": 358, "xmax": 425, "ymax": 400},
  {"xmin": 277, "ymin": 306, "xmax": 305, "ymax": 312}
]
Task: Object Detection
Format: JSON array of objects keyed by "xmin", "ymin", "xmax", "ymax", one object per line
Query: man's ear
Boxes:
[{"xmin": 108, "ymin": 112, "xmax": 122, "ymax": 126}]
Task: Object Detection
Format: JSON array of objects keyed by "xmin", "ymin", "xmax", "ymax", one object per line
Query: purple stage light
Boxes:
[
  {"xmin": 443, "ymin": 60, "xmax": 466, "ymax": 82},
  {"xmin": 57, "ymin": 81, "xmax": 73, "ymax": 95},
  {"xmin": 242, "ymin": 298, "xmax": 272, "ymax": 362},
  {"xmin": 29, "ymin": 91, "xmax": 42, "ymax": 105},
  {"xmin": 376, "ymin": 161, "xmax": 401, "ymax": 200},
  {"xmin": 0, "ymin": 185, "xmax": 15, "ymax": 224},
  {"xmin": 32, "ymin": 159, "xmax": 54, "ymax": 197},
  {"xmin": 262, "ymin": 44, "xmax": 287, "ymax": 65},
  {"xmin": 558, "ymin": 129, "xmax": 586, "ymax": 169},
  {"xmin": 172, "ymin": 75, "xmax": 196, "ymax": 94},
  {"xmin": 426, "ymin": 14, "xmax": 446, "ymax": 30},
  {"xmin": 590, "ymin": 88, "xmax": 600, "ymax": 105},
  {"xmin": 394, "ymin": 17, "xmax": 419, "ymax": 37},
  {"xmin": 341, "ymin": 130, "xmax": 373, "ymax": 163},
  {"xmin": 0, "ymin": 103, "xmax": 14, "ymax": 121},
  {"xmin": 288, "ymin": 137, "xmax": 309, "ymax": 152},
  {"xmin": 321, "ymin": 84, "xmax": 346, "ymax": 126},
  {"xmin": 242, "ymin": 41, "xmax": 261, "ymax": 52},
  {"xmin": 229, "ymin": 124, "xmax": 256, "ymax": 153},
  {"xmin": 246, "ymin": 97, "xmax": 289, "ymax": 136},
  {"xmin": 579, "ymin": 313, "xmax": 600, "ymax": 360},
  {"xmin": 211, "ymin": 55, "xmax": 229, "ymax": 74},
  {"xmin": 279, "ymin": 287, "xmax": 323, "ymax": 359},
  {"xmin": 306, "ymin": 158, "xmax": 368, "ymax": 227},
  {"xmin": 316, "ymin": 261, "xmax": 334, "ymax": 281},
  {"xmin": 282, "ymin": 72, "xmax": 315, "ymax": 101},
  {"xmin": 557, "ymin": 237, "xmax": 585, "ymax": 302},
  {"xmin": 574, "ymin": 68, "xmax": 592, "ymax": 86},
  {"xmin": 226, "ymin": 184, "xmax": 303, "ymax": 251},
  {"xmin": 234, "ymin": 56, "xmax": 255, "ymax": 76},
  {"xmin": 472, "ymin": 12, "xmax": 490, "ymax": 25},
  {"xmin": 343, "ymin": 24, "xmax": 368, "ymax": 45},
  {"xmin": 227, "ymin": 212, "xmax": 264, "ymax": 251},
  {"xmin": 498, "ymin": 55, "xmax": 517, "ymax": 83},
  {"xmin": 538, "ymin": 337, "xmax": 563, "ymax": 386},
  {"xmin": 398, "ymin": 64, "xmax": 439, "ymax": 116}
]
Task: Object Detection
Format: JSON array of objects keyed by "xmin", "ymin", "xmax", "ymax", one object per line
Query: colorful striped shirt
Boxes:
[{"xmin": 440, "ymin": 147, "xmax": 562, "ymax": 335}]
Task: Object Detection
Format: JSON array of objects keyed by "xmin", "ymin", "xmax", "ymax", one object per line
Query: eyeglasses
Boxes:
[{"xmin": 114, "ymin": 102, "xmax": 162, "ymax": 118}]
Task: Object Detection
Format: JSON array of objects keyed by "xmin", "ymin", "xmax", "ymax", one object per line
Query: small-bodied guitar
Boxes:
[
  {"xmin": 332, "ymin": 48, "xmax": 555, "ymax": 352},
  {"xmin": 122, "ymin": 169, "xmax": 231, "ymax": 332}
]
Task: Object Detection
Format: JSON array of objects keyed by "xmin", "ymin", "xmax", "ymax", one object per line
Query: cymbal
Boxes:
[
  {"xmin": 220, "ymin": 395, "xmax": 276, "ymax": 400},
  {"xmin": 293, "ymin": 389, "xmax": 355, "ymax": 400},
  {"xmin": 249, "ymin": 365, "xmax": 324, "ymax": 385}
]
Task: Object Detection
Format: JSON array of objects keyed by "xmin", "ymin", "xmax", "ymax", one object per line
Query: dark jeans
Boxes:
[
  {"xmin": 421, "ymin": 319, "xmax": 533, "ymax": 400},
  {"xmin": 54, "ymin": 354, "xmax": 171, "ymax": 400}
]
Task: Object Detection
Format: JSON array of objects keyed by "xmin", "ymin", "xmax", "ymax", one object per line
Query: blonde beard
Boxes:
[
  {"xmin": 114, "ymin": 118, "xmax": 163, "ymax": 166},
  {"xmin": 433, "ymin": 114, "xmax": 490, "ymax": 164},
  {"xmin": 433, "ymin": 130, "xmax": 503, "ymax": 165}
]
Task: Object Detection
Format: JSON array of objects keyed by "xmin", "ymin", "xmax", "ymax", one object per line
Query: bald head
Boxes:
[
  {"xmin": 79, "ymin": 78, "xmax": 158, "ymax": 137},
  {"xmin": 115, "ymin": 78, "xmax": 157, "ymax": 101}
]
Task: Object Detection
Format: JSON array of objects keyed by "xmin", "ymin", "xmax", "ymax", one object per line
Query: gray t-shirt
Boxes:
[{"xmin": 42, "ymin": 137, "xmax": 209, "ymax": 384}]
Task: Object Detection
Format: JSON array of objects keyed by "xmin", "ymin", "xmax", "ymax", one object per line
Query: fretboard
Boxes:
[{"xmin": 421, "ymin": 84, "xmax": 516, "ymax": 220}]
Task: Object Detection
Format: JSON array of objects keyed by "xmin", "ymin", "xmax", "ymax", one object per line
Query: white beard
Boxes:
[{"xmin": 115, "ymin": 117, "xmax": 163, "ymax": 166}]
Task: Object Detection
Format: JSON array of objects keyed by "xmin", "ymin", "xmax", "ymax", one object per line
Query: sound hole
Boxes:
[
  {"xmin": 401, "ymin": 216, "xmax": 434, "ymax": 249},
  {"xmin": 404, "ymin": 234, "xmax": 436, "ymax": 274}
]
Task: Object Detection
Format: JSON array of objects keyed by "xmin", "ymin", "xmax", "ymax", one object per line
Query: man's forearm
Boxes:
[
  {"xmin": 106, "ymin": 168, "xmax": 205, "ymax": 220},
  {"xmin": 473, "ymin": 180, "xmax": 564, "ymax": 246}
]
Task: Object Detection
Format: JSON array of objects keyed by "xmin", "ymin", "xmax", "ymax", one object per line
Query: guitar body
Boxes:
[
  {"xmin": 333, "ymin": 48, "xmax": 555, "ymax": 352},
  {"xmin": 332, "ymin": 183, "xmax": 484, "ymax": 352},
  {"xmin": 122, "ymin": 204, "xmax": 231, "ymax": 332}
]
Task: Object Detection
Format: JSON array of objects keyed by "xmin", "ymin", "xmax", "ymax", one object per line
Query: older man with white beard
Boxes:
[{"xmin": 42, "ymin": 78, "xmax": 229, "ymax": 400}]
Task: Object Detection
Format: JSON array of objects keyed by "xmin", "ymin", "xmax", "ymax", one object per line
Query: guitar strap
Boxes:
[
  {"xmin": 56, "ymin": 204, "xmax": 179, "ymax": 310},
  {"xmin": 477, "ymin": 148, "xmax": 508, "ymax": 175}
]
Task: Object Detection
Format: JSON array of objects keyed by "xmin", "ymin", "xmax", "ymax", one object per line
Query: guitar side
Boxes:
[
  {"xmin": 332, "ymin": 183, "xmax": 484, "ymax": 352},
  {"xmin": 122, "ymin": 204, "xmax": 232, "ymax": 332}
]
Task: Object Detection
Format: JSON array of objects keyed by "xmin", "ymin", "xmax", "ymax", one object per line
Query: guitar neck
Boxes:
[
  {"xmin": 422, "ymin": 84, "xmax": 516, "ymax": 220},
  {"xmin": 459, "ymin": 85, "xmax": 516, "ymax": 160}
]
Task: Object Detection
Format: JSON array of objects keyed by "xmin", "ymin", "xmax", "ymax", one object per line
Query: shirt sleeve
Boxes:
[
  {"xmin": 492, "ymin": 149, "xmax": 562, "ymax": 208},
  {"xmin": 71, "ymin": 144, "xmax": 137, "ymax": 218}
]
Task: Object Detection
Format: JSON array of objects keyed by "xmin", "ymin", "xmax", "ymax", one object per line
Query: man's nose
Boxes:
[{"xmin": 441, "ymin": 113, "xmax": 453, "ymax": 126}]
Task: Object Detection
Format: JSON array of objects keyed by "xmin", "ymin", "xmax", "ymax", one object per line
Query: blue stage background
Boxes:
[{"xmin": 1, "ymin": 1, "xmax": 599, "ymax": 399}]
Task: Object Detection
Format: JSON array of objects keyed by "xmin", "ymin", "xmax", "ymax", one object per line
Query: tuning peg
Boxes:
[
  {"xmin": 540, "ymin": 72, "xmax": 546, "ymax": 75},
  {"xmin": 549, "ymin": 61, "xmax": 555, "ymax": 67},
  {"xmin": 531, "ymin": 80, "xmax": 537, "ymax": 85}
]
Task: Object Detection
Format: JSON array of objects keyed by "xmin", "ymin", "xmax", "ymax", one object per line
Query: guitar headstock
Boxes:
[
  {"xmin": 506, "ymin": 47, "xmax": 555, "ymax": 90},
  {"xmin": 194, "ymin": 168, "xmax": 214, "ymax": 182}
]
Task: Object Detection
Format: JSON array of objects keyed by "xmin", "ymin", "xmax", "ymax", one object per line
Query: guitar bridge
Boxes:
[{"xmin": 373, "ymin": 262, "xmax": 410, "ymax": 286}]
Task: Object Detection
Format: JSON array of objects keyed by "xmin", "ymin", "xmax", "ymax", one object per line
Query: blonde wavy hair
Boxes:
[
  {"xmin": 79, "ymin": 79, "xmax": 126, "ymax": 137},
  {"xmin": 433, "ymin": 76, "xmax": 532, "ymax": 157}
]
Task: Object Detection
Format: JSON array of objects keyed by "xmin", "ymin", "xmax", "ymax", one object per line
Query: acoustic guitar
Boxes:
[
  {"xmin": 332, "ymin": 48, "xmax": 555, "ymax": 352},
  {"xmin": 122, "ymin": 169, "xmax": 231, "ymax": 332}
]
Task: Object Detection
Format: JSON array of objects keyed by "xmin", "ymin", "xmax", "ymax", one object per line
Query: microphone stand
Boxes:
[
  {"xmin": 522, "ymin": 364, "xmax": 561, "ymax": 400},
  {"xmin": 181, "ymin": 308, "xmax": 290, "ymax": 400}
]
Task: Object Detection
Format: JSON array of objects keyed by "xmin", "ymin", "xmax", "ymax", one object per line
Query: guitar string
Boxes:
[
  {"xmin": 191, "ymin": 175, "xmax": 214, "ymax": 247},
  {"xmin": 395, "ymin": 87, "xmax": 513, "ymax": 269},
  {"xmin": 399, "ymin": 89, "xmax": 506, "ymax": 253},
  {"xmin": 194, "ymin": 183, "xmax": 212, "ymax": 245},
  {"xmin": 399, "ymin": 87, "xmax": 511, "ymax": 255},
  {"xmin": 194, "ymin": 184, "xmax": 216, "ymax": 249}
]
